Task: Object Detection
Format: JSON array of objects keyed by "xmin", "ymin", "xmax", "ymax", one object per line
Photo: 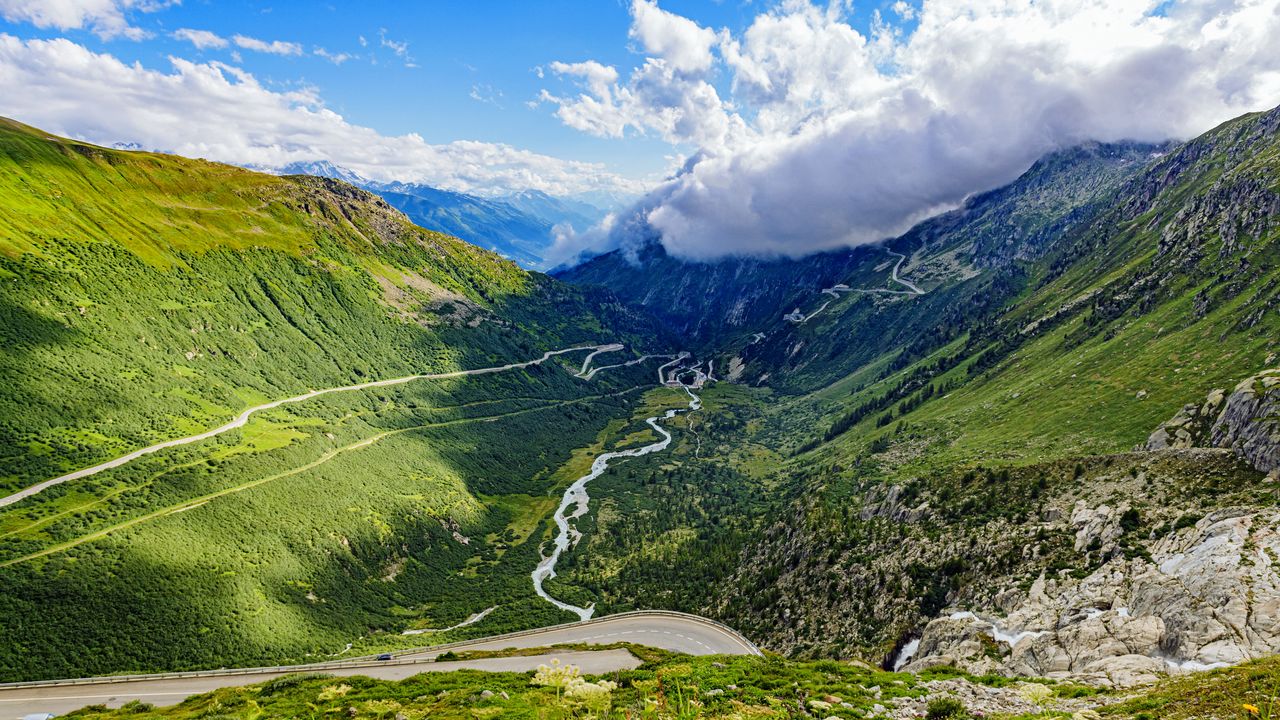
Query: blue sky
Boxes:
[{"xmin": 0, "ymin": 1, "xmax": 890, "ymax": 181}]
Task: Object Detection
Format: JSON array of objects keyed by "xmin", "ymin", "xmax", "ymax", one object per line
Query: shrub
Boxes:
[
  {"xmin": 259, "ymin": 672, "xmax": 327, "ymax": 695},
  {"xmin": 1120, "ymin": 508, "xmax": 1141, "ymax": 532},
  {"xmin": 926, "ymin": 697, "xmax": 970, "ymax": 719}
]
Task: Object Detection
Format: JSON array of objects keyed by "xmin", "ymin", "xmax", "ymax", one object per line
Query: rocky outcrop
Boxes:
[
  {"xmin": 1070, "ymin": 502, "xmax": 1125, "ymax": 554},
  {"xmin": 859, "ymin": 484, "xmax": 931, "ymax": 523},
  {"xmin": 1147, "ymin": 368, "xmax": 1280, "ymax": 476},
  {"xmin": 903, "ymin": 508, "xmax": 1280, "ymax": 686},
  {"xmin": 1145, "ymin": 389, "xmax": 1226, "ymax": 450},
  {"xmin": 1210, "ymin": 370, "xmax": 1280, "ymax": 475}
]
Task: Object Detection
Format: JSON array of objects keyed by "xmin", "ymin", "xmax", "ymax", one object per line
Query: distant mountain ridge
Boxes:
[{"xmin": 274, "ymin": 161, "xmax": 612, "ymax": 270}]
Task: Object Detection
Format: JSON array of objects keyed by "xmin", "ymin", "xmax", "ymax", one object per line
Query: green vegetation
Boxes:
[
  {"xmin": 541, "ymin": 107, "xmax": 1280, "ymax": 663},
  {"xmin": 0, "ymin": 118, "xmax": 669, "ymax": 680},
  {"xmin": 3, "ymin": 98, "xmax": 1280, "ymax": 703},
  {"xmin": 52, "ymin": 648, "xmax": 1280, "ymax": 719},
  {"xmin": 61, "ymin": 647, "xmax": 931, "ymax": 719}
]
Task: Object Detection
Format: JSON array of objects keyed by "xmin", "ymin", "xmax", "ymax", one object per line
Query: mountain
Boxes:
[
  {"xmin": 548, "ymin": 108, "xmax": 1280, "ymax": 681},
  {"xmin": 0, "ymin": 117, "xmax": 669, "ymax": 680},
  {"xmin": 372, "ymin": 182, "xmax": 555, "ymax": 268},
  {"xmin": 558, "ymin": 140, "xmax": 1162, "ymax": 355},
  {"xmin": 3, "ymin": 100, "xmax": 1280, "ymax": 701},
  {"xmin": 274, "ymin": 162, "xmax": 608, "ymax": 270},
  {"xmin": 498, "ymin": 188, "xmax": 607, "ymax": 230},
  {"xmin": 277, "ymin": 159, "xmax": 369, "ymax": 186}
]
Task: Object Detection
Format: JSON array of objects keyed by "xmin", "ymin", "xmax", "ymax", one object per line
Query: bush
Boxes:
[
  {"xmin": 926, "ymin": 697, "xmax": 970, "ymax": 719},
  {"xmin": 1120, "ymin": 508, "xmax": 1141, "ymax": 532},
  {"xmin": 259, "ymin": 672, "xmax": 327, "ymax": 695}
]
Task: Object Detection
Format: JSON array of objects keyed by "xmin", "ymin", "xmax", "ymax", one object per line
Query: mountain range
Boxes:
[
  {"xmin": 274, "ymin": 160, "xmax": 612, "ymax": 270},
  {"xmin": 0, "ymin": 101, "xmax": 1277, "ymax": 718}
]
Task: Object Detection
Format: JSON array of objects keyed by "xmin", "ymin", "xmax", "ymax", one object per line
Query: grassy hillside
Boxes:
[
  {"xmin": 0, "ymin": 117, "xmax": 652, "ymax": 491},
  {"xmin": 0, "ymin": 118, "xmax": 675, "ymax": 680}
]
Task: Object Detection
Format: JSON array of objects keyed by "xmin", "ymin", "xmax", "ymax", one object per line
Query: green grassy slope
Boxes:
[
  {"xmin": 0, "ymin": 116, "xmax": 651, "ymax": 491},
  {"xmin": 0, "ymin": 118, "xmax": 672, "ymax": 680},
  {"xmin": 795, "ymin": 107, "xmax": 1279, "ymax": 472}
]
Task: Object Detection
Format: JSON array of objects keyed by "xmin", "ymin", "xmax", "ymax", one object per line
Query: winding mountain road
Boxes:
[
  {"xmin": 785, "ymin": 248, "xmax": 924, "ymax": 325},
  {"xmin": 0, "ymin": 611, "xmax": 759, "ymax": 717},
  {"xmin": 0, "ymin": 345, "xmax": 625, "ymax": 509}
]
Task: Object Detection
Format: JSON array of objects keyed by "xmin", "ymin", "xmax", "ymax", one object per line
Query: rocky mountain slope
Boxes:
[
  {"xmin": 901, "ymin": 365, "xmax": 1280, "ymax": 686},
  {"xmin": 1147, "ymin": 367, "xmax": 1280, "ymax": 476}
]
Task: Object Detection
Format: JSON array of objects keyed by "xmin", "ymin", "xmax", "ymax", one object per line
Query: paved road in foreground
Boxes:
[
  {"xmin": 0, "ymin": 612, "xmax": 760, "ymax": 717},
  {"xmin": 0, "ymin": 650, "xmax": 639, "ymax": 717}
]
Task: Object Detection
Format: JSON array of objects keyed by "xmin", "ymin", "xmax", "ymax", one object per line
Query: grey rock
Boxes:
[
  {"xmin": 905, "ymin": 508, "xmax": 1280, "ymax": 686},
  {"xmin": 1210, "ymin": 369, "xmax": 1280, "ymax": 474},
  {"xmin": 1147, "ymin": 368, "xmax": 1279, "ymax": 475}
]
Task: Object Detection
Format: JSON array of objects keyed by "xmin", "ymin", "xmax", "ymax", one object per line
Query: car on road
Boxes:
[{"xmin": 377, "ymin": 653, "xmax": 394, "ymax": 661}]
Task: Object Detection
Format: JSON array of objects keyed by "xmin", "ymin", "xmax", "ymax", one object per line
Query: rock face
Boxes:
[
  {"xmin": 1210, "ymin": 370, "xmax": 1280, "ymax": 475},
  {"xmin": 903, "ymin": 508, "xmax": 1280, "ymax": 686},
  {"xmin": 1147, "ymin": 368, "xmax": 1280, "ymax": 475},
  {"xmin": 1145, "ymin": 389, "xmax": 1226, "ymax": 450}
]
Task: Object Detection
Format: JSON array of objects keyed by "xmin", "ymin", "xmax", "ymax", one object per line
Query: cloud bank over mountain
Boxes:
[{"xmin": 541, "ymin": 0, "xmax": 1280, "ymax": 262}]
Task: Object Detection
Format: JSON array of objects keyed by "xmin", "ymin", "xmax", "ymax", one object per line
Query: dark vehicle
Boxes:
[{"xmin": 377, "ymin": 653, "xmax": 393, "ymax": 661}]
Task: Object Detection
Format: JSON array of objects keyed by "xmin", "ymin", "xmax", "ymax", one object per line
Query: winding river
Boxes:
[{"xmin": 531, "ymin": 361, "xmax": 703, "ymax": 621}]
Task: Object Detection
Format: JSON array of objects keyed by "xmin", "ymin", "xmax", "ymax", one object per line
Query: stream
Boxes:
[{"xmin": 531, "ymin": 363, "xmax": 703, "ymax": 621}]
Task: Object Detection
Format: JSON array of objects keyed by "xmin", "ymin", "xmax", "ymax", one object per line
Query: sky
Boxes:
[{"xmin": 2, "ymin": 0, "xmax": 1280, "ymax": 264}]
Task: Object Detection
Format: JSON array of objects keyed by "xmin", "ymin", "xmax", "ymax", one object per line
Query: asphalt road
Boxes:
[
  {"xmin": 0, "ymin": 650, "xmax": 639, "ymax": 717},
  {"xmin": 0, "ymin": 612, "xmax": 760, "ymax": 717},
  {"xmin": 0, "ymin": 344, "xmax": 614, "ymax": 509}
]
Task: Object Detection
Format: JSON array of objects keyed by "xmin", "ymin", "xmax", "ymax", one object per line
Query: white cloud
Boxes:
[
  {"xmin": 378, "ymin": 28, "xmax": 415, "ymax": 67},
  {"xmin": 313, "ymin": 47, "xmax": 354, "ymax": 64},
  {"xmin": 629, "ymin": 0, "xmax": 716, "ymax": 73},
  {"xmin": 232, "ymin": 34, "xmax": 303, "ymax": 56},
  {"xmin": 542, "ymin": 0, "xmax": 1280, "ymax": 261},
  {"xmin": 469, "ymin": 83, "xmax": 503, "ymax": 108},
  {"xmin": 172, "ymin": 28, "xmax": 227, "ymax": 50},
  {"xmin": 0, "ymin": 0, "xmax": 169, "ymax": 39},
  {"xmin": 539, "ymin": 54, "xmax": 750, "ymax": 151},
  {"xmin": 0, "ymin": 34, "xmax": 644, "ymax": 198}
]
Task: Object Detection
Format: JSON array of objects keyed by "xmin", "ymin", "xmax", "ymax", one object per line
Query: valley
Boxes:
[{"xmin": 0, "ymin": 100, "xmax": 1278, "ymax": 718}]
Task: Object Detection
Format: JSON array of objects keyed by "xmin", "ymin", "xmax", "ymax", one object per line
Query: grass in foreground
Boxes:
[{"xmin": 58, "ymin": 649, "xmax": 1280, "ymax": 719}]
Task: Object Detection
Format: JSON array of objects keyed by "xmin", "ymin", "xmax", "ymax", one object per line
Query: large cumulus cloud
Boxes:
[{"xmin": 541, "ymin": 0, "xmax": 1280, "ymax": 262}]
